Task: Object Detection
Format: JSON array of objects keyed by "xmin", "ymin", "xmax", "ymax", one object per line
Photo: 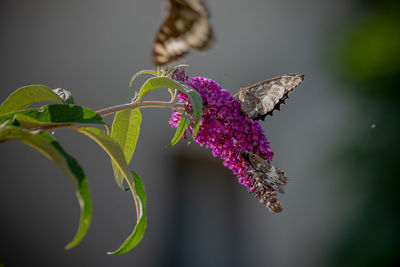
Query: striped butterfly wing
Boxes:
[
  {"xmin": 153, "ymin": 0, "xmax": 213, "ymax": 66},
  {"xmin": 241, "ymin": 151, "xmax": 288, "ymax": 213},
  {"xmin": 242, "ymin": 152, "xmax": 288, "ymax": 194},
  {"xmin": 237, "ymin": 74, "xmax": 304, "ymax": 121}
]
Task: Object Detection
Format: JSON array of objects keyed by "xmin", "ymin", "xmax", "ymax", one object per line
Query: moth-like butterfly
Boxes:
[
  {"xmin": 237, "ymin": 74, "xmax": 304, "ymax": 121},
  {"xmin": 153, "ymin": 0, "xmax": 213, "ymax": 66},
  {"xmin": 241, "ymin": 151, "xmax": 288, "ymax": 213}
]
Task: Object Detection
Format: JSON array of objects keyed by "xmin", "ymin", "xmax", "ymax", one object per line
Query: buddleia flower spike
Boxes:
[{"xmin": 169, "ymin": 68, "xmax": 290, "ymax": 212}]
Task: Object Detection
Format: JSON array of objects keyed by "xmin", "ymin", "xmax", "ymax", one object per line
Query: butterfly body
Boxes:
[
  {"xmin": 237, "ymin": 74, "xmax": 304, "ymax": 120},
  {"xmin": 153, "ymin": 0, "xmax": 212, "ymax": 66}
]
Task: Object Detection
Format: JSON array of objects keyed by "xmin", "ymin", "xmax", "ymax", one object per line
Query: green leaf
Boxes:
[
  {"xmin": 111, "ymin": 109, "xmax": 142, "ymax": 185},
  {"xmin": 0, "ymin": 104, "xmax": 105, "ymax": 127},
  {"xmin": 108, "ymin": 170, "xmax": 147, "ymax": 255},
  {"xmin": 0, "ymin": 85, "xmax": 64, "ymax": 115},
  {"xmin": 138, "ymin": 77, "xmax": 202, "ymax": 140},
  {"xmin": 167, "ymin": 113, "xmax": 190, "ymax": 147},
  {"xmin": 72, "ymin": 126, "xmax": 134, "ymax": 188},
  {"xmin": 71, "ymin": 126, "xmax": 145, "ymax": 254},
  {"xmin": 138, "ymin": 77, "xmax": 178, "ymax": 99},
  {"xmin": 162, "ymin": 63, "xmax": 191, "ymax": 102},
  {"xmin": 0, "ymin": 126, "xmax": 92, "ymax": 250},
  {"xmin": 129, "ymin": 70, "xmax": 159, "ymax": 87},
  {"xmin": 53, "ymin": 88, "xmax": 75, "ymax": 104},
  {"xmin": 11, "ymin": 114, "xmax": 55, "ymax": 129},
  {"xmin": 174, "ymin": 81, "xmax": 202, "ymax": 141}
]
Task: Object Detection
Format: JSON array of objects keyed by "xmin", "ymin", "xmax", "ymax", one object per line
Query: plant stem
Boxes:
[{"xmin": 96, "ymin": 101, "xmax": 185, "ymax": 116}]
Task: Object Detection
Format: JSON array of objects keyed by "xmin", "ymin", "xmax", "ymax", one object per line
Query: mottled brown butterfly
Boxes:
[
  {"xmin": 241, "ymin": 151, "xmax": 288, "ymax": 213},
  {"xmin": 153, "ymin": 0, "xmax": 213, "ymax": 66},
  {"xmin": 237, "ymin": 74, "xmax": 304, "ymax": 121}
]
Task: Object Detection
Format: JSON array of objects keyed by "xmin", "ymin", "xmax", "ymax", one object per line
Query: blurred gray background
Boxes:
[{"xmin": 1, "ymin": 1, "xmax": 398, "ymax": 266}]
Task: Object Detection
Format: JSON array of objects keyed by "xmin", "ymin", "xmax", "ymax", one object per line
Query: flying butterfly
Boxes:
[
  {"xmin": 236, "ymin": 74, "xmax": 304, "ymax": 121},
  {"xmin": 241, "ymin": 151, "xmax": 288, "ymax": 213},
  {"xmin": 153, "ymin": 0, "xmax": 213, "ymax": 66}
]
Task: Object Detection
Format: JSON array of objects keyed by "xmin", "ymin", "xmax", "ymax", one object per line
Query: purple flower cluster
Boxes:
[{"xmin": 169, "ymin": 69, "xmax": 282, "ymax": 211}]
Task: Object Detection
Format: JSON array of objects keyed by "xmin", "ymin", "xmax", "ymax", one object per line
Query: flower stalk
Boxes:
[{"xmin": 96, "ymin": 100, "xmax": 185, "ymax": 116}]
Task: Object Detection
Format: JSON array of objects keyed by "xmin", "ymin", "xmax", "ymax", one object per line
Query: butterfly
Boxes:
[
  {"xmin": 236, "ymin": 74, "xmax": 304, "ymax": 121},
  {"xmin": 241, "ymin": 151, "xmax": 288, "ymax": 213},
  {"xmin": 153, "ymin": 0, "xmax": 213, "ymax": 66}
]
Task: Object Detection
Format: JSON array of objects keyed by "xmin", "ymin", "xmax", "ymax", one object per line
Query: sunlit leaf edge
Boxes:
[
  {"xmin": 111, "ymin": 108, "xmax": 142, "ymax": 184},
  {"xmin": 130, "ymin": 70, "xmax": 159, "ymax": 88},
  {"xmin": 108, "ymin": 170, "xmax": 146, "ymax": 255},
  {"xmin": 0, "ymin": 85, "xmax": 64, "ymax": 115},
  {"xmin": 0, "ymin": 104, "xmax": 106, "ymax": 127}
]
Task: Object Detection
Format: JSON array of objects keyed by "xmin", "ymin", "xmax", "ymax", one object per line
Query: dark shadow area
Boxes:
[{"xmin": 327, "ymin": 1, "xmax": 400, "ymax": 266}]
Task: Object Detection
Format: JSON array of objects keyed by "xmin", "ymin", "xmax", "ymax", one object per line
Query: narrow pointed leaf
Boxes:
[
  {"xmin": 175, "ymin": 81, "xmax": 202, "ymax": 141},
  {"xmin": 0, "ymin": 104, "xmax": 105, "ymax": 127},
  {"xmin": 111, "ymin": 109, "xmax": 142, "ymax": 185},
  {"xmin": 0, "ymin": 85, "xmax": 64, "ymax": 115},
  {"xmin": 167, "ymin": 114, "xmax": 190, "ymax": 147},
  {"xmin": 138, "ymin": 77, "xmax": 202, "ymax": 140},
  {"xmin": 0, "ymin": 126, "xmax": 92, "ymax": 250},
  {"xmin": 108, "ymin": 170, "xmax": 146, "ymax": 255},
  {"xmin": 72, "ymin": 126, "xmax": 133, "ymax": 188},
  {"xmin": 71, "ymin": 126, "xmax": 145, "ymax": 254},
  {"xmin": 129, "ymin": 70, "xmax": 159, "ymax": 87}
]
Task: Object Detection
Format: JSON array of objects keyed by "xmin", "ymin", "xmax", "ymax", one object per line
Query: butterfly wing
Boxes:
[
  {"xmin": 237, "ymin": 74, "xmax": 304, "ymax": 120},
  {"xmin": 153, "ymin": 0, "xmax": 213, "ymax": 66},
  {"xmin": 241, "ymin": 151, "xmax": 288, "ymax": 213},
  {"xmin": 245, "ymin": 152, "xmax": 288, "ymax": 194}
]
